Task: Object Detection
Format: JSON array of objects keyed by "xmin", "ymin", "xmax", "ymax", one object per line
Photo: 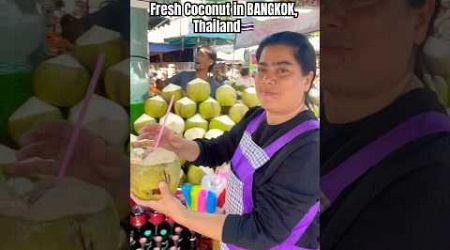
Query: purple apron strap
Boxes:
[
  {"xmin": 265, "ymin": 120, "xmax": 320, "ymax": 157},
  {"xmin": 226, "ymin": 245, "xmax": 249, "ymax": 250},
  {"xmin": 226, "ymin": 202, "xmax": 320, "ymax": 250},
  {"xmin": 321, "ymin": 111, "xmax": 450, "ymax": 204},
  {"xmin": 246, "ymin": 110, "xmax": 266, "ymax": 134},
  {"xmin": 271, "ymin": 201, "xmax": 320, "ymax": 249},
  {"xmin": 229, "ymin": 245, "xmax": 316, "ymax": 250},
  {"xmin": 242, "ymin": 167, "xmax": 255, "ymax": 213}
]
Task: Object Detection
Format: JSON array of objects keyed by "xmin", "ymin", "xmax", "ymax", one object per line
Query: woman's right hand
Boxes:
[
  {"xmin": 136, "ymin": 124, "xmax": 200, "ymax": 162},
  {"xmin": 136, "ymin": 124, "xmax": 182, "ymax": 152}
]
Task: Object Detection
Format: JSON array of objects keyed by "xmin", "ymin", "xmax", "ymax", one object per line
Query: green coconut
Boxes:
[
  {"xmin": 161, "ymin": 84, "xmax": 183, "ymax": 103},
  {"xmin": 33, "ymin": 54, "xmax": 90, "ymax": 107},
  {"xmin": 8, "ymin": 97, "xmax": 63, "ymax": 144},
  {"xmin": 159, "ymin": 113, "xmax": 185, "ymax": 135},
  {"xmin": 216, "ymin": 84, "xmax": 237, "ymax": 106},
  {"xmin": 229, "ymin": 103, "xmax": 249, "ymax": 123},
  {"xmin": 184, "ymin": 127, "xmax": 206, "ymax": 141},
  {"xmin": 186, "ymin": 165, "xmax": 206, "ymax": 185},
  {"xmin": 199, "ymin": 97, "xmax": 221, "ymax": 120},
  {"xmin": 174, "ymin": 97, "xmax": 197, "ymax": 119},
  {"xmin": 204, "ymin": 129, "xmax": 224, "ymax": 139},
  {"xmin": 104, "ymin": 58, "xmax": 130, "ymax": 107},
  {"xmin": 242, "ymin": 87, "xmax": 260, "ymax": 108},
  {"xmin": 186, "ymin": 78, "xmax": 211, "ymax": 102},
  {"xmin": 0, "ymin": 177, "xmax": 120, "ymax": 250},
  {"xmin": 0, "ymin": 144, "xmax": 16, "ymax": 170},
  {"xmin": 69, "ymin": 94, "xmax": 128, "ymax": 148},
  {"xmin": 144, "ymin": 96, "xmax": 168, "ymax": 118},
  {"xmin": 209, "ymin": 115, "xmax": 235, "ymax": 132},
  {"xmin": 130, "ymin": 148, "xmax": 181, "ymax": 200},
  {"xmin": 185, "ymin": 114, "xmax": 209, "ymax": 130},
  {"xmin": 133, "ymin": 113, "xmax": 156, "ymax": 134},
  {"xmin": 73, "ymin": 25, "xmax": 126, "ymax": 75}
]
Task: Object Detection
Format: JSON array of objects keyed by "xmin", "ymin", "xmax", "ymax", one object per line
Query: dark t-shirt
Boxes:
[
  {"xmin": 321, "ymin": 88, "xmax": 450, "ymax": 250},
  {"xmin": 83, "ymin": 0, "xmax": 130, "ymax": 41},
  {"xmin": 193, "ymin": 107, "xmax": 320, "ymax": 249}
]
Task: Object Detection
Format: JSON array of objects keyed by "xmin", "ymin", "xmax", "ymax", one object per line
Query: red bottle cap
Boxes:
[
  {"xmin": 154, "ymin": 236, "xmax": 163, "ymax": 242},
  {"xmin": 131, "ymin": 214, "xmax": 147, "ymax": 228},
  {"xmin": 149, "ymin": 213, "xmax": 165, "ymax": 226}
]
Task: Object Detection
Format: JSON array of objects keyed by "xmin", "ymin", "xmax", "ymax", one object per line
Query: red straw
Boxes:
[
  {"xmin": 57, "ymin": 54, "xmax": 105, "ymax": 180},
  {"xmin": 154, "ymin": 95, "xmax": 175, "ymax": 149}
]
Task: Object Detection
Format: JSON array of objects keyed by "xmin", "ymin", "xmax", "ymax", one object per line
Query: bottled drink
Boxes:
[
  {"xmin": 149, "ymin": 212, "xmax": 165, "ymax": 235},
  {"xmin": 154, "ymin": 236, "xmax": 163, "ymax": 248},
  {"xmin": 173, "ymin": 226, "xmax": 188, "ymax": 249},
  {"xmin": 130, "ymin": 206, "xmax": 148, "ymax": 244},
  {"xmin": 130, "ymin": 236, "xmax": 137, "ymax": 250},
  {"xmin": 188, "ymin": 231, "xmax": 197, "ymax": 250},
  {"xmin": 170, "ymin": 235, "xmax": 180, "ymax": 248},
  {"xmin": 157, "ymin": 216, "xmax": 172, "ymax": 249},
  {"xmin": 166, "ymin": 216, "xmax": 176, "ymax": 235},
  {"xmin": 139, "ymin": 237, "xmax": 148, "ymax": 249}
]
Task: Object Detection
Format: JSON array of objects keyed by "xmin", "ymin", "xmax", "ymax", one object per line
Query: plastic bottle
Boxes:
[
  {"xmin": 0, "ymin": 0, "xmax": 45, "ymax": 141},
  {"xmin": 130, "ymin": 0, "xmax": 150, "ymax": 125}
]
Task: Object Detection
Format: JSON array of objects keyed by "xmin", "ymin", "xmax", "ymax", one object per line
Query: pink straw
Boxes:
[
  {"xmin": 57, "ymin": 54, "xmax": 105, "ymax": 180},
  {"xmin": 154, "ymin": 95, "xmax": 175, "ymax": 149}
]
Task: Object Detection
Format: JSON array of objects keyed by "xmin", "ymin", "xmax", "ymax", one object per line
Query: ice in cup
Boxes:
[{"xmin": 130, "ymin": 147, "xmax": 181, "ymax": 200}]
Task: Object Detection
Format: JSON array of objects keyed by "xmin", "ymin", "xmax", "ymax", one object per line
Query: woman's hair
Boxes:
[
  {"xmin": 256, "ymin": 31, "xmax": 317, "ymax": 108},
  {"xmin": 240, "ymin": 67, "xmax": 250, "ymax": 77},
  {"xmin": 411, "ymin": 0, "xmax": 441, "ymax": 78},
  {"xmin": 197, "ymin": 45, "xmax": 217, "ymax": 72}
]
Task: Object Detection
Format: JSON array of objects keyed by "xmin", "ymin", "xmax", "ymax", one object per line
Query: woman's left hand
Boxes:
[{"xmin": 131, "ymin": 182, "xmax": 187, "ymax": 220}]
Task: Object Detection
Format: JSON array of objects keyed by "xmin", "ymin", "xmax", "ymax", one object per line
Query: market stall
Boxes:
[{"xmin": 0, "ymin": 0, "xmax": 131, "ymax": 249}]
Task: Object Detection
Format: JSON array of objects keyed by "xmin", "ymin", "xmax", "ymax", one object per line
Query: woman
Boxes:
[
  {"xmin": 133, "ymin": 32, "xmax": 320, "ymax": 249},
  {"xmin": 236, "ymin": 67, "xmax": 255, "ymax": 88},
  {"xmin": 165, "ymin": 45, "xmax": 222, "ymax": 95},
  {"xmin": 321, "ymin": 0, "xmax": 450, "ymax": 249}
]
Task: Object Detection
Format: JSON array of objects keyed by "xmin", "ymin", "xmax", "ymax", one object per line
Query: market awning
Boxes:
[
  {"xmin": 165, "ymin": 33, "xmax": 235, "ymax": 46},
  {"xmin": 149, "ymin": 43, "xmax": 184, "ymax": 54}
]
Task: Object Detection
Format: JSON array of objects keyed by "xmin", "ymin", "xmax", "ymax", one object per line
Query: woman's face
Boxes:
[
  {"xmin": 195, "ymin": 48, "xmax": 214, "ymax": 71},
  {"xmin": 321, "ymin": 0, "xmax": 434, "ymax": 98},
  {"xmin": 256, "ymin": 45, "xmax": 314, "ymax": 114}
]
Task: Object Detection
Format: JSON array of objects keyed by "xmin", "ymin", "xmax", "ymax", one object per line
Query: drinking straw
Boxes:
[
  {"xmin": 57, "ymin": 54, "xmax": 105, "ymax": 180},
  {"xmin": 191, "ymin": 185, "xmax": 201, "ymax": 211},
  {"xmin": 198, "ymin": 189, "xmax": 207, "ymax": 213},
  {"xmin": 154, "ymin": 95, "xmax": 175, "ymax": 149},
  {"xmin": 206, "ymin": 190, "xmax": 217, "ymax": 214},
  {"xmin": 182, "ymin": 184, "xmax": 193, "ymax": 208}
]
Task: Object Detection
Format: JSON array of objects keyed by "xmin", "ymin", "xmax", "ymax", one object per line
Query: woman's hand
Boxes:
[
  {"xmin": 137, "ymin": 124, "xmax": 200, "ymax": 162},
  {"xmin": 132, "ymin": 182, "xmax": 226, "ymax": 242},
  {"xmin": 136, "ymin": 124, "xmax": 183, "ymax": 153},
  {"xmin": 130, "ymin": 182, "xmax": 187, "ymax": 221},
  {"xmin": 5, "ymin": 121, "xmax": 129, "ymax": 217}
]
